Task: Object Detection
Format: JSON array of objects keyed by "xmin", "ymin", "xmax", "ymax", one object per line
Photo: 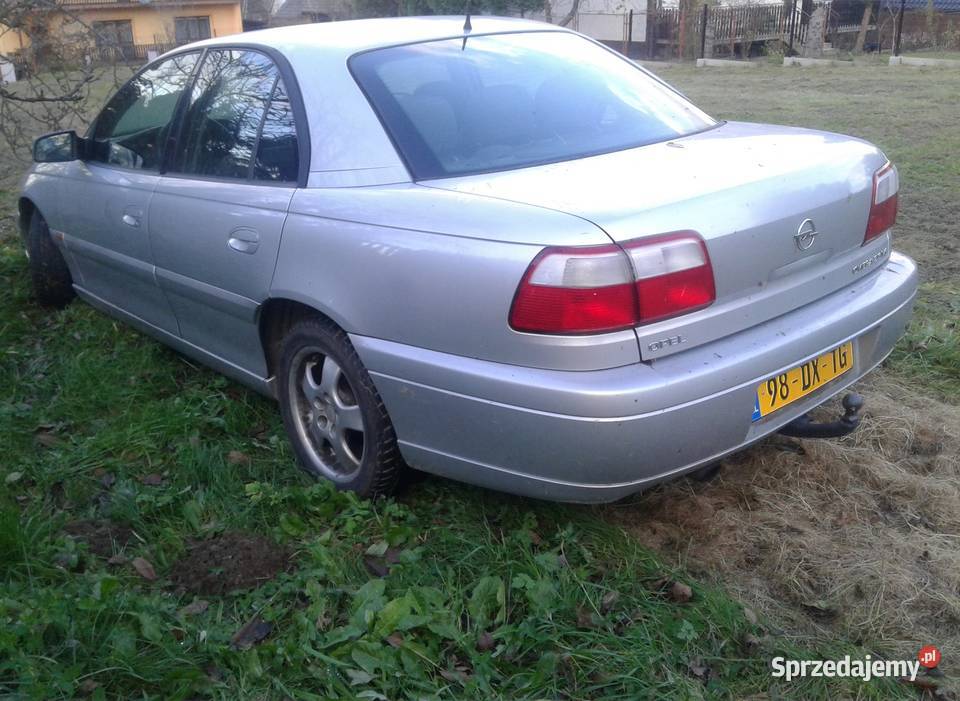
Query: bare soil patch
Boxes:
[
  {"xmin": 169, "ymin": 532, "xmax": 292, "ymax": 596},
  {"xmin": 64, "ymin": 520, "xmax": 134, "ymax": 558},
  {"xmin": 601, "ymin": 372, "xmax": 960, "ymax": 678}
]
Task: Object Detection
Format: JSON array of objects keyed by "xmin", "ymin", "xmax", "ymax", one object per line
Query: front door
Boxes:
[
  {"xmin": 61, "ymin": 51, "xmax": 200, "ymax": 335},
  {"xmin": 150, "ymin": 49, "xmax": 302, "ymax": 376}
]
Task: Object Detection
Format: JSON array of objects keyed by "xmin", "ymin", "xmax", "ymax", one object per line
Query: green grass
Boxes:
[
  {"xmin": 0, "ymin": 206, "xmax": 910, "ymax": 700},
  {"xmin": 4, "ymin": 62, "xmax": 957, "ymax": 699}
]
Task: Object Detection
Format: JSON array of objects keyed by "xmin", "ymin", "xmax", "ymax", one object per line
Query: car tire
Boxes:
[
  {"xmin": 276, "ymin": 315, "xmax": 404, "ymax": 498},
  {"xmin": 25, "ymin": 210, "xmax": 75, "ymax": 308}
]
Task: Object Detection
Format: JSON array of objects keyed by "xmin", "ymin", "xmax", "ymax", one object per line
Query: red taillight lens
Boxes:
[
  {"xmin": 624, "ymin": 233, "xmax": 716, "ymax": 324},
  {"xmin": 509, "ymin": 233, "xmax": 715, "ymax": 335},
  {"xmin": 864, "ymin": 162, "xmax": 898, "ymax": 243},
  {"xmin": 509, "ymin": 245, "xmax": 638, "ymax": 334}
]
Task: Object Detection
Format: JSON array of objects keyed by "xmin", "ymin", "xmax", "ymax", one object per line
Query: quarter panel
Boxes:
[{"xmin": 275, "ymin": 185, "xmax": 641, "ymax": 370}]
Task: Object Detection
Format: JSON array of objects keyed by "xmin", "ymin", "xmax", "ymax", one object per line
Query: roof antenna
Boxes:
[{"xmin": 462, "ymin": 0, "xmax": 472, "ymax": 50}]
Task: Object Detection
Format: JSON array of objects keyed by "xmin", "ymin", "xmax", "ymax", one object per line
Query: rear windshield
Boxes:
[{"xmin": 350, "ymin": 31, "xmax": 715, "ymax": 179}]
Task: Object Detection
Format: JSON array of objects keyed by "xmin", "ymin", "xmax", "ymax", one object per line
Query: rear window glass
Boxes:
[{"xmin": 350, "ymin": 32, "xmax": 715, "ymax": 179}]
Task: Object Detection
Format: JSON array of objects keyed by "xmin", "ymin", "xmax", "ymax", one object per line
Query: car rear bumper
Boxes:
[{"xmin": 352, "ymin": 251, "xmax": 918, "ymax": 503}]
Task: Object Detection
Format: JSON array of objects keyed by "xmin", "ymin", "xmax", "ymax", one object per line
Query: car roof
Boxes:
[
  {"xmin": 169, "ymin": 16, "xmax": 573, "ymax": 188},
  {"xmin": 191, "ymin": 15, "xmax": 562, "ymax": 58}
]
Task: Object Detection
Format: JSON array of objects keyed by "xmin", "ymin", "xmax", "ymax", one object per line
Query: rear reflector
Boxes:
[
  {"xmin": 864, "ymin": 162, "xmax": 898, "ymax": 243},
  {"xmin": 509, "ymin": 233, "xmax": 715, "ymax": 335}
]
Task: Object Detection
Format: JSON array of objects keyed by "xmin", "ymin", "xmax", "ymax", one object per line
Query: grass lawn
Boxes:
[{"xmin": 2, "ymin": 63, "xmax": 957, "ymax": 700}]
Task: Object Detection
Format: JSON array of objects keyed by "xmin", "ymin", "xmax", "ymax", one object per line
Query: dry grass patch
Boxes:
[{"xmin": 601, "ymin": 372, "xmax": 960, "ymax": 682}]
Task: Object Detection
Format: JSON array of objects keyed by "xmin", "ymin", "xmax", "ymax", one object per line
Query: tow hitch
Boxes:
[{"xmin": 778, "ymin": 393, "xmax": 864, "ymax": 439}]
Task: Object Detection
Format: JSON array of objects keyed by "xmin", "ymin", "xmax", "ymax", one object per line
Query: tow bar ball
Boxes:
[{"xmin": 779, "ymin": 393, "xmax": 865, "ymax": 439}]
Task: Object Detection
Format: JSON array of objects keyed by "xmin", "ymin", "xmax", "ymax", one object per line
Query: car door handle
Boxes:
[
  {"xmin": 122, "ymin": 213, "xmax": 140, "ymax": 228},
  {"xmin": 228, "ymin": 227, "xmax": 260, "ymax": 255}
]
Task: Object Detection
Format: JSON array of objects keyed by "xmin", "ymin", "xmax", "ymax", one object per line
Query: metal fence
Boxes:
[{"xmin": 587, "ymin": 0, "xmax": 960, "ymax": 61}]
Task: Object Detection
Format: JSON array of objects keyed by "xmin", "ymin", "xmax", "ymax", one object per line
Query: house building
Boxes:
[{"xmin": 0, "ymin": 0, "xmax": 243, "ymax": 61}]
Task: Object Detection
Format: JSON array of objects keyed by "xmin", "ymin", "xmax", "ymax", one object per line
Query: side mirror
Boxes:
[{"xmin": 33, "ymin": 130, "xmax": 81, "ymax": 163}]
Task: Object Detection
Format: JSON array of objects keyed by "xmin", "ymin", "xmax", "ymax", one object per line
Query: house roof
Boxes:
[{"xmin": 273, "ymin": 0, "xmax": 334, "ymax": 19}]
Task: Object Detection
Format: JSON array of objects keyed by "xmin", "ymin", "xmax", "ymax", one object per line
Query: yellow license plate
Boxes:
[{"xmin": 752, "ymin": 341, "xmax": 854, "ymax": 421}]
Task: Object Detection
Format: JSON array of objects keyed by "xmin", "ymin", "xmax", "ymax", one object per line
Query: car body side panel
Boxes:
[
  {"xmin": 48, "ymin": 161, "xmax": 181, "ymax": 335},
  {"xmin": 272, "ymin": 185, "xmax": 642, "ymax": 371},
  {"xmin": 150, "ymin": 176, "xmax": 294, "ymax": 377}
]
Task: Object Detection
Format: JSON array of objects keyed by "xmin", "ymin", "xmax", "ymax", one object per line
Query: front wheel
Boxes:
[
  {"xmin": 25, "ymin": 210, "xmax": 75, "ymax": 308},
  {"xmin": 276, "ymin": 316, "xmax": 404, "ymax": 498}
]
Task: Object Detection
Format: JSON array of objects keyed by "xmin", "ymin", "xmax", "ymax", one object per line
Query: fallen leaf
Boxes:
[
  {"xmin": 601, "ymin": 590, "xmax": 620, "ymax": 612},
  {"xmin": 439, "ymin": 668, "xmax": 467, "ymax": 684},
  {"xmin": 231, "ymin": 615, "xmax": 273, "ymax": 650},
  {"xmin": 34, "ymin": 430, "xmax": 62, "ymax": 448},
  {"xmin": 801, "ymin": 600, "xmax": 838, "ymax": 621},
  {"xmin": 743, "ymin": 607, "xmax": 758, "ymax": 626},
  {"xmin": 900, "ymin": 676, "xmax": 939, "ymax": 692},
  {"xmin": 171, "ymin": 627, "xmax": 186, "ymax": 641},
  {"xmin": 476, "ymin": 631, "xmax": 495, "ymax": 652},
  {"xmin": 688, "ymin": 657, "xmax": 711, "ymax": 681},
  {"xmin": 742, "ymin": 632, "xmax": 761, "ymax": 654},
  {"xmin": 180, "ymin": 599, "xmax": 210, "ymax": 617},
  {"xmin": 364, "ymin": 556, "xmax": 390, "ymax": 578},
  {"xmin": 576, "ymin": 606, "xmax": 596, "ymax": 629},
  {"xmin": 107, "ymin": 553, "xmax": 129, "ymax": 566},
  {"xmin": 78, "ymin": 679, "xmax": 100, "ymax": 695},
  {"xmin": 5, "ymin": 471, "xmax": 23, "ymax": 485},
  {"xmin": 386, "ymin": 633, "xmax": 404, "ymax": 648},
  {"xmin": 131, "ymin": 557, "xmax": 157, "ymax": 581},
  {"xmin": 140, "ymin": 473, "xmax": 164, "ymax": 486},
  {"xmin": 227, "ymin": 450, "xmax": 251, "ymax": 466},
  {"xmin": 668, "ymin": 581, "xmax": 693, "ymax": 603}
]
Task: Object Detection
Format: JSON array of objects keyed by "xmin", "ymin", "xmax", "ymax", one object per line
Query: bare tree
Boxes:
[{"xmin": 0, "ymin": 0, "xmax": 128, "ymax": 171}]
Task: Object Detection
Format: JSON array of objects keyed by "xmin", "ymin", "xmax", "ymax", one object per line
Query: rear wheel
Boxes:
[
  {"xmin": 25, "ymin": 210, "xmax": 75, "ymax": 308},
  {"xmin": 276, "ymin": 316, "xmax": 404, "ymax": 498}
]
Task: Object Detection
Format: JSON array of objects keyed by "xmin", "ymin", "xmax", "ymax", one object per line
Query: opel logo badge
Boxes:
[{"xmin": 795, "ymin": 218, "xmax": 818, "ymax": 251}]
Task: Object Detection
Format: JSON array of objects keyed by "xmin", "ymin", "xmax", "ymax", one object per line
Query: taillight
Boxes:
[
  {"xmin": 624, "ymin": 233, "xmax": 715, "ymax": 324},
  {"xmin": 864, "ymin": 162, "xmax": 898, "ymax": 244},
  {"xmin": 509, "ymin": 232, "xmax": 715, "ymax": 335}
]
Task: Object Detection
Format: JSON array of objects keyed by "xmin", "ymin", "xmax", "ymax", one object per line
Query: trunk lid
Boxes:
[{"xmin": 423, "ymin": 121, "xmax": 892, "ymax": 359}]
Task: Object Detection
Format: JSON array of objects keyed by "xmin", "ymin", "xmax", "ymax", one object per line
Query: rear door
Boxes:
[
  {"xmin": 58, "ymin": 51, "xmax": 200, "ymax": 335},
  {"xmin": 150, "ymin": 48, "xmax": 302, "ymax": 377}
]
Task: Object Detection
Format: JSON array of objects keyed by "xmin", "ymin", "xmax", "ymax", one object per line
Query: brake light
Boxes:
[
  {"xmin": 509, "ymin": 232, "xmax": 715, "ymax": 335},
  {"xmin": 864, "ymin": 162, "xmax": 898, "ymax": 243}
]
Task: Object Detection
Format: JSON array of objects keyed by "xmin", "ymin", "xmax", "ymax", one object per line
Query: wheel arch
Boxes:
[
  {"xmin": 18, "ymin": 197, "xmax": 37, "ymax": 238},
  {"xmin": 258, "ymin": 296, "xmax": 351, "ymax": 379}
]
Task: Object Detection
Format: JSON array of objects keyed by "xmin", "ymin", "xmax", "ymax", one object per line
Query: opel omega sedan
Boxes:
[{"xmin": 20, "ymin": 17, "xmax": 917, "ymax": 502}]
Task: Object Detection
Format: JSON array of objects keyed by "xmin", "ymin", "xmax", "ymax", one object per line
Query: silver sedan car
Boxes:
[{"xmin": 20, "ymin": 17, "xmax": 917, "ymax": 502}]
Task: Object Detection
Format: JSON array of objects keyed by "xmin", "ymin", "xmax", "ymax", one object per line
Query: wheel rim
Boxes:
[{"xmin": 287, "ymin": 346, "xmax": 365, "ymax": 482}]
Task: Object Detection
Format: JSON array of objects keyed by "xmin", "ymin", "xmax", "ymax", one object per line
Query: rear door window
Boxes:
[{"xmin": 171, "ymin": 49, "xmax": 279, "ymax": 180}]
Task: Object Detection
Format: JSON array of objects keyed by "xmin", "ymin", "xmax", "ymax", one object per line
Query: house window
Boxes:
[
  {"xmin": 303, "ymin": 12, "xmax": 330, "ymax": 22},
  {"xmin": 92, "ymin": 20, "xmax": 134, "ymax": 60},
  {"xmin": 175, "ymin": 16, "xmax": 212, "ymax": 44}
]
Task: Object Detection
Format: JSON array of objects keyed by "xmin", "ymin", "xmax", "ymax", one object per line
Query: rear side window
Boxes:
[
  {"xmin": 351, "ymin": 32, "xmax": 715, "ymax": 179},
  {"xmin": 172, "ymin": 49, "xmax": 297, "ymax": 182},
  {"xmin": 253, "ymin": 80, "xmax": 299, "ymax": 183},
  {"xmin": 90, "ymin": 52, "xmax": 199, "ymax": 170}
]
